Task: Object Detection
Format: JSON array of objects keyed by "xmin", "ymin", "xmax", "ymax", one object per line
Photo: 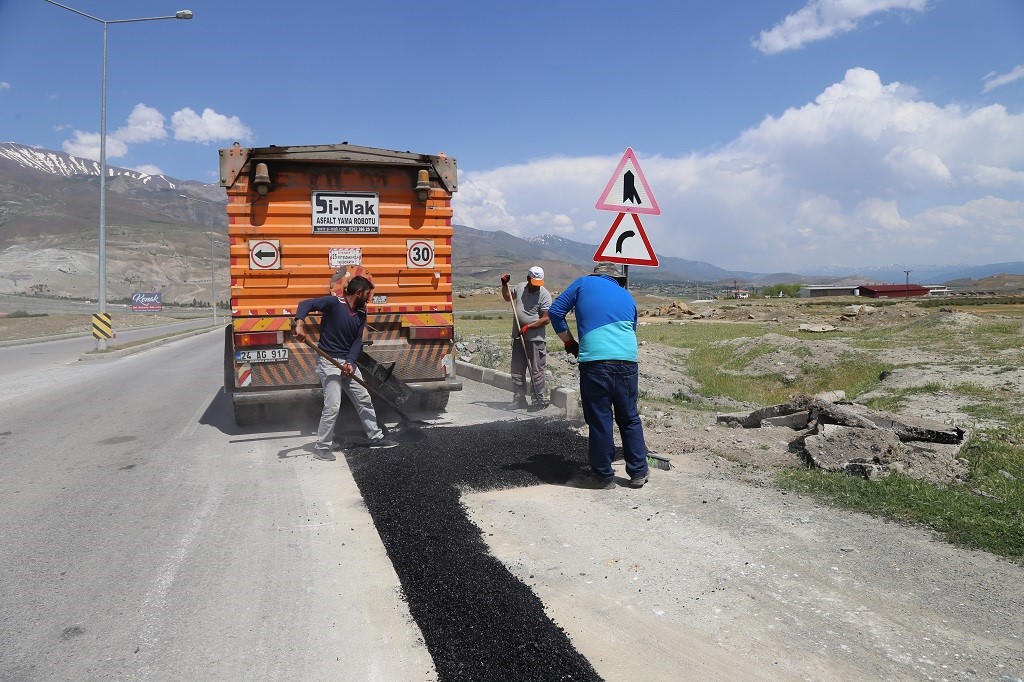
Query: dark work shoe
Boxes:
[
  {"xmin": 368, "ymin": 437, "xmax": 400, "ymax": 449},
  {"xmin": 511, "ymin": 395, "xmax": 529, "ymax": 410},
  {"xmin": 314, "ymin": 449, "xmax": 336, "ymax": 461},
  {"xmin": 629, "ymin": 470, "xmax": 650, "ymax": 488},
  {"xmin": 573, "ymin": 474, "xmax": 616, "ymax": 490},
  {"xmin": 528, "ymin": 397, "xmax": 550, "ymax": 411}
]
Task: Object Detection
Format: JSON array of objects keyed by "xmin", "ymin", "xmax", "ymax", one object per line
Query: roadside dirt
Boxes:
[{"xmin": 0, "ymin": 313, "xmax": 188, "ymax": 342}]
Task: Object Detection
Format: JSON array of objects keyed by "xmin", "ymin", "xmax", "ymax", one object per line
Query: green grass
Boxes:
[
  {"xmin": 861, "ymin": 381, "xmax": 944, "ymax": 412},
  {"xmin": 779, "ymin": 410, "xmax": 1024, "ymax": 562},
  {"xmin": 778, "ymin": 466, "xmax": 1024, "ymax": 561},
  {"xmin": 637, "ymin": 323, "xmax": 889, "ymax": 404}
]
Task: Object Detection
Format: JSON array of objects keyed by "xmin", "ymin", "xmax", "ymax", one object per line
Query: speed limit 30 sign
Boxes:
[{"xmin": 406, "ymin": 239, "xmax": 435, "ymax": 269}]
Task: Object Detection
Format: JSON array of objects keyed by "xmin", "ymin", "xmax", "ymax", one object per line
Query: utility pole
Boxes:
[
  {"xmin": 904, "ymin": 270, "xmax": 912, "ymax": 299},
  {"xmin": 44, "ymin": 0, "xmax": 193, "ymax": 349}
]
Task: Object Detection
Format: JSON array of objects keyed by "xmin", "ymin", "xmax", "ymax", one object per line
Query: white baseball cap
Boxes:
[{"xmin": 527, "ymin": 266, "xmax": 544, "ymax": 285}]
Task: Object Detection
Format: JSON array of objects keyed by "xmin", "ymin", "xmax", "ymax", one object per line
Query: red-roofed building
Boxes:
[{"xmin": 858, "ymin": 284, "xmax": 929, "ymax": 298}]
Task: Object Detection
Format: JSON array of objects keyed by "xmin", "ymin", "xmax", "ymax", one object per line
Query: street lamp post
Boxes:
[
  {"xmin": 904, "ymin": 269, "xmax": 912, "ymax": 300},
  {"xmin": 44, "ymin": 1, "xmax": 193, "ymax": 349}
]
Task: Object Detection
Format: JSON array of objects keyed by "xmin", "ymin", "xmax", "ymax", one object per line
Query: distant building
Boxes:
[
  {"xmin": 925, "ymin": 286, "xmax": 950, "ymax": 296},
  {"xmin": 798, "ymin": 285, "xmax": 860, "ymax": 298},
  {"xmin": 858, "ymin": 284, "xmax": 929, "ymax": 298}
]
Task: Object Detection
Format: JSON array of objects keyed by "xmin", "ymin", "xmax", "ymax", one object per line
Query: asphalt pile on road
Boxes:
[{"xmin": 345, "ymin": 419, "xmax": 601, "ymax": 681}]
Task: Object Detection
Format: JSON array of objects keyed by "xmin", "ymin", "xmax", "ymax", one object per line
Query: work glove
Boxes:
[
  {"xmin": 563, "ymin": 339, "xmax": 579, "ymax": 357},
  {"xmin": 500, "ymin": 273, "xmax": 511, "ymax": 285},
  {"xmin": 520, "ymin": 324, "xmax": 530, "ymax": 336}
]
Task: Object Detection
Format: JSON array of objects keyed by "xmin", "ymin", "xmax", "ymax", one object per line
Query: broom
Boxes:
[{"xmin": 647, "ymin": 453, "xmax": 672, "ymax": 471}]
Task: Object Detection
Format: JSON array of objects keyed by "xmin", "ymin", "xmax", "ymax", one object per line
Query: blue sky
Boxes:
[{"xmin": 2, "ymin": 0, "xmax": 1023, "ymax": 272}]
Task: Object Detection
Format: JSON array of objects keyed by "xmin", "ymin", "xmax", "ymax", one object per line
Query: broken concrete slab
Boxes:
[
  {"xmin": 718, "ymin": 394, "xmax": 969, "ymax": 484},
  {"xmin": 844, "ymin": 404, "xmax": 965, "ymax": 444},
  {"xmin": 761, "ymin": 411, "xmax": 810, "ymax": 429},
  {"xmin": 803, "ymin": 424, "xmax": 904, "ymax": 472},
  {"xmin": 807, "ymin": 398, "xmax": 881, "ymax": 430},
  {"xmin": 717, "ymin": 394, "xmax": 816, "ymax": 428}
]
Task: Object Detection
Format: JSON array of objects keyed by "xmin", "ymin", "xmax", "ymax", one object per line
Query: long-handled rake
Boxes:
[{"xmin": 507, "ymin": 288, "xmax": 536, "ymax": 402}]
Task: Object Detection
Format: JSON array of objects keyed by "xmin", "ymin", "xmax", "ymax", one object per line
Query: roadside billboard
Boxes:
[{"xmin": 131, "ymin": 292, "xmax": 162, "ymax": 312}]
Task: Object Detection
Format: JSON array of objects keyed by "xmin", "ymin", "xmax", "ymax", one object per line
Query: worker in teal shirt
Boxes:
[{"xmin": 547, "ymin": 262, "xmax": 650, "ymax": 489}]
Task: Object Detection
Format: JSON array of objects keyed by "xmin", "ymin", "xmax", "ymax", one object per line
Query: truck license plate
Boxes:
[{"xmin": 236, "ymin": 348, "xmax": 289, "ymax": 363}]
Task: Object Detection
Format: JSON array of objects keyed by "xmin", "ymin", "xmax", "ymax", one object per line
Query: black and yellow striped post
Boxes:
[{"xmin": 91, "ymin": 312, "xmax": 113, "ymax": 350}]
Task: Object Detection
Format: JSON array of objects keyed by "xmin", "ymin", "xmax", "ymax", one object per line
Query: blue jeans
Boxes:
[{"xmin": 578, "ymin": 360, "xmax": 649, "ymax": 481}]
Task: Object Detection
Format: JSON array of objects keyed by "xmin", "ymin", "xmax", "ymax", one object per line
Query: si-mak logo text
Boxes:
[{"xmin": 312, "ymin": 192, "xmax": 380, "ymax": 234}]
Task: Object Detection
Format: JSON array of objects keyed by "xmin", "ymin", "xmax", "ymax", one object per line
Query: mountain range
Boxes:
[{"xmin": 1, "ymin": 141, "xmax": 1022, "ymax": 303}]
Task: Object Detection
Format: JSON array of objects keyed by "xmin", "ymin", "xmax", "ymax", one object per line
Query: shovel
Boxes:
[{"xmin": 299, "ymin": 335, "xmax": 429, "ymax": 434}]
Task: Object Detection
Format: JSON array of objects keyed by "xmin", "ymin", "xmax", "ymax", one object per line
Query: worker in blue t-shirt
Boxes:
[{"xmin": 548, "ymin": 262, "xmax": 650, "ymax": 489}]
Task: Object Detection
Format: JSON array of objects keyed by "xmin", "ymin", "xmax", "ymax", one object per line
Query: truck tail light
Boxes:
[
  {"xmin": 408, "ymin": 326, "xmax": 453, "ymax": 340},
  {"xmin": 236, "ymin": 331, "xmax": 284, "ymax": 347}
]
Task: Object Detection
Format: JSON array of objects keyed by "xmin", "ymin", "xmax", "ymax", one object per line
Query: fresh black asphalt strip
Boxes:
[{"xmin": 344, "ymin": 419, "xmax": 603, "ymax": 681}]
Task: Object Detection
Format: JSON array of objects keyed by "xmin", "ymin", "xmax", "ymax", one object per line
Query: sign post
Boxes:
[{"xmin": 593, "ymin": 148, "xmax": 661, "ymax": 287}]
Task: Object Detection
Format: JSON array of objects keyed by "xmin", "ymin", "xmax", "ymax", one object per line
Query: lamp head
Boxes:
[
  {"xmin": 176, "ymin": 10, "xmax": 193, "ymax": 19},
  {"xmin": 253, "ymin": 163, "xmax": 271, "ymax": 197},
  {"xmin": 414, "ymin": 169, "xmax": 431, "ymax": 203}
]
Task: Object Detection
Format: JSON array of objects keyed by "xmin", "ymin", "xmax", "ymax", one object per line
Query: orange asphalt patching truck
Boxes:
[{"xmin": 219, "ymin": 142, "xmax": 461, "ymax": 426}]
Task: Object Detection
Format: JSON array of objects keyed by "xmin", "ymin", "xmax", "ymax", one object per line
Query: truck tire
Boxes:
[
  {"xmin": 223, "ymin": 324, "xmax": 235, "ymax": 393},
  {"xmin": 418, "ymin": 392, "xmax": 450, "ymax": 412}
]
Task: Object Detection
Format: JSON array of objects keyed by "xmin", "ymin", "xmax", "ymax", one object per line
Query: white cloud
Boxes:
[
  {"xmin": 453, "ymin": 68, "xmax": 1024, "ymax": 271},
  {"xmin": 112, "ymin": 104, "xmax": 167, "ymax": 144},
  {"xmin": 62, "ymin": 130, "xmax": 127, "ymax": 161},
  {"xmin": 59, "ymin": 103, "xmax": 253, "ymax": 166},
  {"xmin": 0, "ymin": 81, "xmax": 10, "ymax": 91},
  {"xmin": 131, "ymin": 164, "xmax": 164, "ymax": 176},
  {"xmin": 982, "ymin": 64, "xmax": 1024, "ymax": 93},
  {"xmin": 753, "ymin": 0, "xmax": 930, "ymax": 55},
  {"xmin": 171, "ymin": 107, "xmax": 252, "ymax": 144}
]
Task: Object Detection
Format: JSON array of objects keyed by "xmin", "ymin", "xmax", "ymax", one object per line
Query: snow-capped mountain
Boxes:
[{"xmin": 0, "ymin": 141, "xmax": 181, "ymax": 189}]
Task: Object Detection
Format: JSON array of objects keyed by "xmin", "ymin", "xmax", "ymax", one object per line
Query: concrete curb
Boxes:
[
  {"xmin": 455, "ymin": 360, "xmax": 580, "ymax": 420},
  {"xmin": 78, "ymin": 325, "xmax": 221, "ymax": 362}
]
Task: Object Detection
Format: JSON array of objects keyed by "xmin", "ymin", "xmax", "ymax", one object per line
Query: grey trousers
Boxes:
[
  {"xmin": 511, "ymin": 339, "xmax": 547, "ymax": 398},
  {"xmin": 314, "ymin": 356, "xmax": 383, "ymax": 450}
]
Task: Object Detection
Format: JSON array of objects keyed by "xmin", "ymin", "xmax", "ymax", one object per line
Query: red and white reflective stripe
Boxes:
[{"xmin": 238, "ymin": 367, "xmax": 252, "ymax": 387}]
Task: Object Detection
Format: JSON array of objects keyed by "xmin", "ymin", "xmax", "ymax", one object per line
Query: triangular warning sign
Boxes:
[
  {"xmin": 593, "ymin": 213, "xmax": 659, "ymax": 266},
  {"xmin": 595, "ymin": 147, "xmax": 660, "ymax": 215}
]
